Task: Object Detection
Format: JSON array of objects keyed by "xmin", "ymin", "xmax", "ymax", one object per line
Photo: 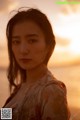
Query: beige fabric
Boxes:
[{"xmin": 1, "ymin": 70, "xmax": 70, "ymax": 120}]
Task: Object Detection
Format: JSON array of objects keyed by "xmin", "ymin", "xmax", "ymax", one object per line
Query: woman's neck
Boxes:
[{"xmin": 25, "ymin": 64, "xmax": 48, "ymax": 85}]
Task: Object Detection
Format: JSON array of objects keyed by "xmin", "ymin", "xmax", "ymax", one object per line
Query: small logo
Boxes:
[
  {"xmin": 1, "ymin": 108, "xmax": 12, "ymax": 119},
  {"xmin": 56, "ymin": 0, "xmax": 80, "ymax": 4}
]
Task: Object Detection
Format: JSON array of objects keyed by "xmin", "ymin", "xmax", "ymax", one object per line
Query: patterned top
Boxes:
[{"xmin": 1, "ymin": 70, "xmax": 70, "ymax": 120}]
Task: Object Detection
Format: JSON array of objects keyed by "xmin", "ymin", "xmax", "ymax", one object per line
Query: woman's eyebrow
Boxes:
[
  {"xmin": 12, "ymin": 34, "xmax": 39, "ymax": 38},
  {"xmin": 12, "ymin": 36, "xmax": 20, "ymax": 39},
  {"xmin": 25, "ymin": 34, "xmax": 39, "ymax": 38}
]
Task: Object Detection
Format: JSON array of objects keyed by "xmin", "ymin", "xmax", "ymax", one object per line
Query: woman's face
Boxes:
[{"xmin": 12, "ymin": 21, "xmax": 48, "ymax": 70}]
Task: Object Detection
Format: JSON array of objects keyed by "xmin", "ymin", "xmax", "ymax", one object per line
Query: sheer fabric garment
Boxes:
[{"xmin": 0, "ymin": 70, "xmax": 70, "ymax": 120}]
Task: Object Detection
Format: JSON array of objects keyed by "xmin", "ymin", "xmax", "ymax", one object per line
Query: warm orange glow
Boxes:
[
  {"xmin": 49, "ymin": 9, "xmax": 80, "ymax": 66},
  {"xmin": 8, "ymin": 1, "xmax": 19, "ymax": 11},
  {"xmin": 0, "ymin": 1, "xmax": 80, "ymax": 67},
  {"xmin": 0, "ymin": 1, "xmax": 80, "ymax": 118}
]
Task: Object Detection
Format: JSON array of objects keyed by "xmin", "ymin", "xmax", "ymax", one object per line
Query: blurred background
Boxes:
[{"xmin": 0, "ymin": 0, "xmax": 80, "ymax": 119}]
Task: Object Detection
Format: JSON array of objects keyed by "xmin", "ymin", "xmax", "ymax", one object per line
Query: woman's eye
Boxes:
[
  {"xmin": 12, "ymin": 40, "xmax": 20, "ymax": 45},
  {"xmin": 29, "ymin": 39, "xmax": 38, "ymax": 43}
]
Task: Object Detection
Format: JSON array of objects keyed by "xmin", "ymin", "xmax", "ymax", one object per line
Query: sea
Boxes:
[{"xmin": 0, "ymin": 65, "xmax": 80, "ymax": 120}]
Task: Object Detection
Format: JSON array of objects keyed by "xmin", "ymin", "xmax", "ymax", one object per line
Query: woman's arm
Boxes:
[{"xmin": 41, "ymin": 83, "xmax": 70, "ymax": 120}]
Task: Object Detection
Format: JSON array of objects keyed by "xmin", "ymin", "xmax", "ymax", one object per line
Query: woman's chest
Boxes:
[{"xmin": 4, "ymin": 83, "xmax": 42, "ymax": 112}]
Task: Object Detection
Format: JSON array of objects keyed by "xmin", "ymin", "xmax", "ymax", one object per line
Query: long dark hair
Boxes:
[{"xmin": 6, "ymin": 8, "xmax": 56, "ymax": 94}]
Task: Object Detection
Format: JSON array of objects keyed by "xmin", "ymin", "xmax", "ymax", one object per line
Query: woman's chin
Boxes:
[
  {"xmin": 19, "ymin": 63, "xmax": 41, "ymax": 71},
  {"xmin": 19, "ymin": 64, "xmax": 36, "ymax": 70}
]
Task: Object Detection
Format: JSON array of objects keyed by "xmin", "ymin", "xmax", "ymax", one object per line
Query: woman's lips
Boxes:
[{"xmin": 20, "ymin": 59, "xmax": 32, "ymax": 63}]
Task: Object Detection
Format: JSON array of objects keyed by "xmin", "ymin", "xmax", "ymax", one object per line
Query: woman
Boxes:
[{"xmin": 1, "ymin": 8, "xmax": 70, "ymax": 120}]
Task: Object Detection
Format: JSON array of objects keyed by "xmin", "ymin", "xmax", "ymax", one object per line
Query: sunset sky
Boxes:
[{"xmin": 0, "ymin": 0, "xmax": 80, "ymax": 67}]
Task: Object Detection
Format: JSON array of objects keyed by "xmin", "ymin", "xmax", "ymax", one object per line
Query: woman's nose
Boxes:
[{"xmin": 20, "ymin": 42, "xmax": 29, "ymax": 54}]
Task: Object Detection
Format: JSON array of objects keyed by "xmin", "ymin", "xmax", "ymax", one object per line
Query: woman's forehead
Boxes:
[{"xmin": 12, "ymin": 21, "xmax": 45, "ymax": 37}]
